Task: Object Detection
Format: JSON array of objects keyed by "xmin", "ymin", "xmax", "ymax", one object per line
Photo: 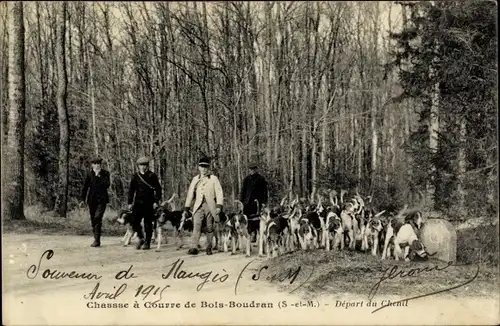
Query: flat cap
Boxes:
[
  {"xmin": 198, "ymin": 156, "xmax": 211, "ymax": 166},
  {"xmin": 136, "ymin": 156, "xmax": 150, "ymax": 165},
  {"xmin": 91, "ymin": 157, "xmax": 103, "ymax": 164}
]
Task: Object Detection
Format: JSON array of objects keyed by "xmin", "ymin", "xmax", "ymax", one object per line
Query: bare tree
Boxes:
[
  {"xmin": 54, "ymin": 1, "xmax": 69, "ymax": 217},
  {"xmin": 3, "ymin": 2, "xmax": 26, "ymax": 220}
]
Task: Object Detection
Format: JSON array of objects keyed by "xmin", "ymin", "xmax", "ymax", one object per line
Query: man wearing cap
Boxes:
[
  {"xmin": 127, "ymin": 156, "xmax": 162, "ymax": 250},
  {"xmin": 182, "ymin": 157, "xmax": 224, "ymax": 255},
  {"xmin": 81, "ymin": 157, "xmax": 110, "ymax": 247},
  {"xmin": 240, "ymin": 162, "xmax": 268, "ymax": 242}
]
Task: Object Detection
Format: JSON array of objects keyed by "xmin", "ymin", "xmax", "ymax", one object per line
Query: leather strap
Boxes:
[{"xmin": 137, "ymin": 172, "xmax": 155, "ymax": 190}]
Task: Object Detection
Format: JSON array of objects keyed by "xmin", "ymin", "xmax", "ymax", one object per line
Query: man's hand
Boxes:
[
  {"xmin": 153, "ymin": 202, "xmax": 159, "ymax": 209},
  {"xmin": 179, "ymin": 211, "xmax": 188, "ymax": 231},
  {"xmin": 127, "ymin": 204, "xmax": 133, "ymax": 211}
]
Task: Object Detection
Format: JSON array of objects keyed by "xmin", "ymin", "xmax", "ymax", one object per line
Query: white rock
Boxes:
[{"xmin": 420, "ymin": 219, "xmax": 457, "ymax": 262}]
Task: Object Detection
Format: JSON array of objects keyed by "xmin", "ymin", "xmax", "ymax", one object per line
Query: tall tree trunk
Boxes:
[
  {"xmin": 456, "ymin": 120, "xmax": 467, "ymax": 212},
  {"xmin": 311, "ymin": 124, "xmax": 318, "ymax": 201},
  {"xmin": 88, "ymin": 49, "xmax": 98, "ymax": 156},
  {"xmin": 426, "ymin": 2, "xmax": 440, "ymax": 209},
  {"xmin": 36, "ymin": 2, "xmax": 47, "ymax": 103},
  {"xmin": 370, "ymin": 2, "xmax": 380, "ymax": 189},
  {"xmin": 428, "ymin": 60, "xmax": 440, "ymax": 209},
  {"xmin": 55, "ymin": 1, "xmax": 69, "ymax": 217},
  {"xmin": 3, "ymin": 2, "xmax": 26, "ymax": 220},
  {"xmin": 264, "ymin": 2, "xmax": 273, "ymax": 166},
  {"xmin": 1, "ymin": 4, "xmax": 9, "ymax": 142}
]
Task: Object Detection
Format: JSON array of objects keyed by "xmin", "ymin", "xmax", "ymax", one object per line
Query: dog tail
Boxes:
[{"xmin": 255, "ymin": 199, "xmax": 260, "ymax": 215}]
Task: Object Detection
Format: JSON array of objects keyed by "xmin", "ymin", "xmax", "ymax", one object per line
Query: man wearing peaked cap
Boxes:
[
  {"xmin": 240, "ymin": 160, "xmax": 268, "ymax": 242},
  {"xmin": 136, "ymin": 156, "xmax": 149, "ymax": 165},
  {"xmin": 127, "ymin": 156, "xmax": 162, "ymax": 250},
  {"xmin": 182, "ymin": 156, "xmax": 224, "ymax": 255},
  {"xmin": 81, "ymin": 156, "xmax": 110, "ymax": 247}
]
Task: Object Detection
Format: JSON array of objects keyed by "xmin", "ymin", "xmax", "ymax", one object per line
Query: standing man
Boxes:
[
  {"xmin": 127, "ymin": 156, "xmax": 162, "ymax": 250},
  {"xmin": 81, "ymin": 157, "xmax": 110, "ymax": 247},
  {"xmin": 240, "ymin": 162, "xmax": 268, "ymax": 241},
  {"xmin": 182, "ymin": 157, "xmax": 224, "ymax": 255}
]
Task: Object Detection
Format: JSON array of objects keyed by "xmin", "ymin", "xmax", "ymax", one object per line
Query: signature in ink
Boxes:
[
  {"xmin": 26, "ymin": 249, "xmax": 102, "ymax": 281},
  {"xmin": 234, "ymin": 259, "xmax": 314, "ymax": 295},
  {"xmin": 369, "ymin": 261, "xmax": 480, "ymax": 314},
  {"xmin": 161, "ymin": 258, "xmax": 229, "ymax": 291}
]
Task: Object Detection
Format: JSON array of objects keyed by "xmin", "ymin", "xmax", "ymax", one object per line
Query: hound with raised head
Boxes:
[
  {"xmin": 363, "ymin": 210, "xmax": 386, "ymax": 256},
  {"xmin": 405, "ymin": 211, "xmax": 424, "ymax": 232},
  {"xmin": 222, "ymin": 213, "xmax": 238, "ymax": 254}
]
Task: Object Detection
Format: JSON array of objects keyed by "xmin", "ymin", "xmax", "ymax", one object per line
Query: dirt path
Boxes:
[
  {"xmin": 3, "ymin": 234, "xmax": 499, "ymax": 325},
  {"xmin": 3, "ymin": 233, "xmax": 307, "ymax": 325}
]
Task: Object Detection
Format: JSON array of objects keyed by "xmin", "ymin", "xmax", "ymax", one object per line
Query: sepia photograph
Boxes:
[{"xmin": 1, "ymin": 1, "xmax": 498, "ymax": 325}]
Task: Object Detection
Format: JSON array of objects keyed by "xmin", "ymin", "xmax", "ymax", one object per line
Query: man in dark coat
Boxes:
[
  {"xmin": 81, "ymin": 157, "xmax": 110, "ymax": 247},
  {"xmin": 240, "ymin": 162, "xmax": 268, "ymax": 242},
  {"xmin": 127, "ymin": 156, "xmax": 162, "ymax": 250}
]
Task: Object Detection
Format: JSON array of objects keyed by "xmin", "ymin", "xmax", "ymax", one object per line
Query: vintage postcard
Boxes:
[{"xmin": 2, "ymin": 1, "xmax": 498, "ymax": 325}]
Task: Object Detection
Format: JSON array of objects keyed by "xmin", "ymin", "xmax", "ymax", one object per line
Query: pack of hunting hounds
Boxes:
[{"xmin": 112, "ymin": 190, "xmax": 434, "ymax": 262}]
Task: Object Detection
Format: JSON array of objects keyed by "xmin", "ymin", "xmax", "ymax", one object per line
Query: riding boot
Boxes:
[
  {"xmin": 90, "ymin": 226, "xmax": 95, "ymax": 247},
  {"xmin": 91, "ymin": 225, "xmax": 101, "ymax": 247},
  {"xmin": 135, "ymin": 229, "xmax": 145, "ymax": 249},
  {"xmin": 143, "ymin": 219, "xmax": 152, "ymax": 250},
  {"xmin": 205, "ymin": 231, "xmax": 213, "ymax": 255},
  {"xmin": 143, "ymin": 232, "xmax": 152, "ymax": 250}
]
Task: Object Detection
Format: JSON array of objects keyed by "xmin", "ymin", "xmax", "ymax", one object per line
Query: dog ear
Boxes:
[{"xmin": 234, "ymin": 200, "xmax": 244, "ymax": 213}]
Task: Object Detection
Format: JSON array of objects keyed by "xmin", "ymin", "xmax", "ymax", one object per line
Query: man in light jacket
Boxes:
[{"xmin": 182, "ymin": 156, "xmax": 224, "ymax": 255}]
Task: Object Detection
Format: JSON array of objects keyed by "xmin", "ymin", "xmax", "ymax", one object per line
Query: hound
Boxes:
[
  {"xmin": 339, "ymin": 197, "xmax": 360, "ymax": 251},
  {"xmin": 223, "ymin": 201, "xmax": 251, "ymax": 256},
  {"xmin": 154, "ymin": 194, "xmax": 185, "ymax": 250},
  {"xmin": 258, "ymin": 207, "xmax": 272, "ymax": 257},
  {"xmin": 363, "ymin": 210, "xmax": 386, "ymax": 256},
  {"xmin": 393, "ymin": 223, "xmax": 431, "ymax": 261},
  {"xmin": 259, "ymin": 206, "xmax": 290, "ymax": 257},
  {"xmin": 325, "ymin": 211, "xmax": 343, "ymax": 251},
  {"xmin": 281, "ymin": 198, "xmax": 302, "ymax": 252},
  {"xmin": 297, "ymin": 216, "xmax": 317, "ymax": 250},
  {"xmin": 264, "ymin": 215, "xmax": 290, "ymax": 258},
  {"xmin": 112, "ymin": 209, "xmax": 135, "ymax": 246},
  {"xmin": 222, "ymin": 213, "xmax": 238, "ymax": 254},
  {"xmin": 381, "ymin": 205, "xmax": 409, "ymax": 259},
  {"xmin": 405, "ymin": 211, "xmax": 424, "ymax": 232}
]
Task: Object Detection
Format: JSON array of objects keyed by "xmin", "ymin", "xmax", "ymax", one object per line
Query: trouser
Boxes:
[
  {"xmin": 191, "ymin": 202, "xmax": 214, "ymax": 250},
  {"xmin": 243, "ymin": 200, "xmax": 260, "ymax": 217},
  {"xmin": 89, "ymin": 202, "xmax": 107, "ymax": 241},
  {"xmin": 132, "ymin": 203, "xmax": 155, "ymax": 245},
  {"xmin": 243, "ymin": 201, "xmax": 260, "ymax": 242}
]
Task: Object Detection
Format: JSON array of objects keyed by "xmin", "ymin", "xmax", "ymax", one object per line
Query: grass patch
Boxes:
[
  {"xmin": 262, "ymin": 250, "xmax": 498, "ymax": 301},
  {"xmin": 260, "ymin": 225, "xmax": 499, "ymax": 301},
  {"xmin": 457, "ymin": 225, "xmax": 499, "ymax": 265},
  {"xmin": 3, "ymin": 204, "xmax": 126, "ymax": 236}
]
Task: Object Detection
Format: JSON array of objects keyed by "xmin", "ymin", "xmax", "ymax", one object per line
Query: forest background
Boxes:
[{"xmin": 1, "ymin": 1, "xmax": 497, "ymax": 225}]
